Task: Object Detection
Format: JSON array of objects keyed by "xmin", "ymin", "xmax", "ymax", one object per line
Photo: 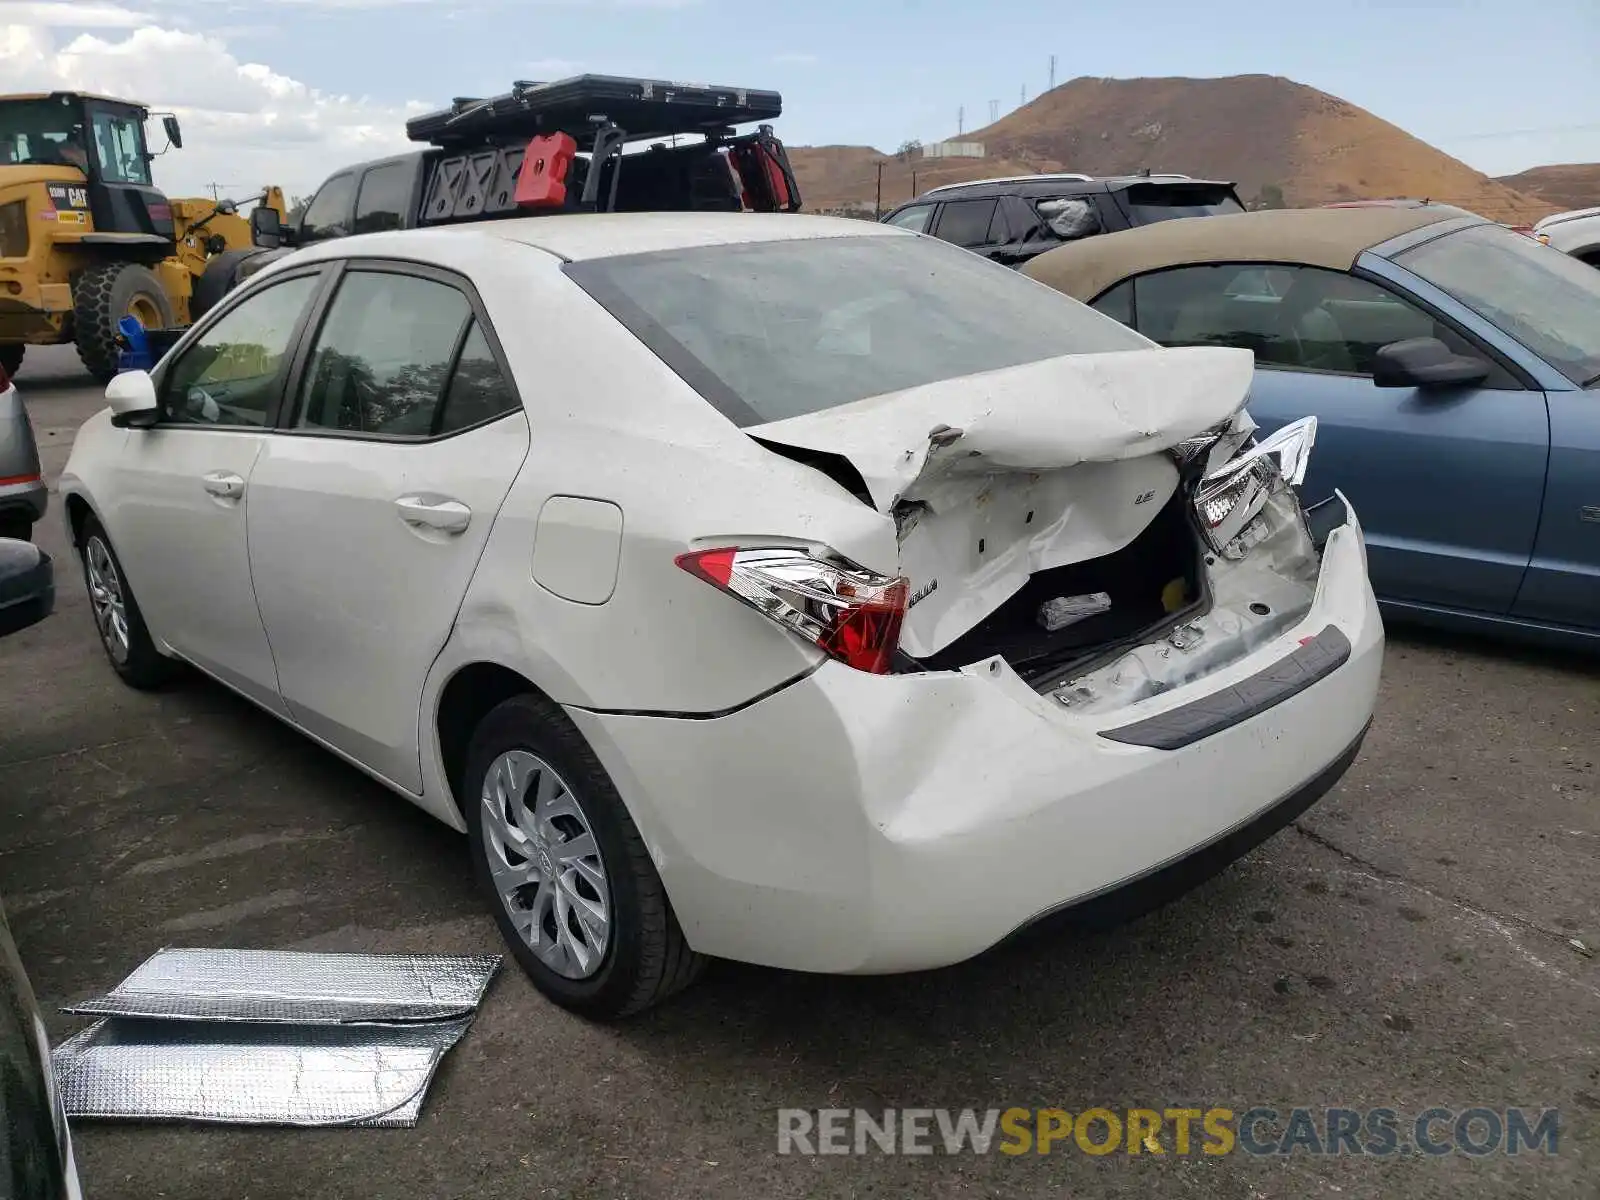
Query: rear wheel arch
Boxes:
[{"xmin": 435, "ymin": 661, "xmax": 552, "ymax": 819}]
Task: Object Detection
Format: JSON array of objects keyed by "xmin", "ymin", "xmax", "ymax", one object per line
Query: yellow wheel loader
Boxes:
[{"xmin": 0, "ymin": 91, "xmax": 285, "ymax": 383}]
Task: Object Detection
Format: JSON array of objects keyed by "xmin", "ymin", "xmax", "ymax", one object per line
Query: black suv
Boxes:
[
  {"xmin": 193, "ymin": 73, "xmax": 803, "ymax": 317},
  {"xmin": 880, "ymin": 172, "xmax": 1244, "ymax": 267}
]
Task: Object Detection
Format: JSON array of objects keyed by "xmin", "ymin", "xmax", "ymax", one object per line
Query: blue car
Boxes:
[{"xmin": 1022, "ymin": 203, "xmax": 1600, "ymax": 649}]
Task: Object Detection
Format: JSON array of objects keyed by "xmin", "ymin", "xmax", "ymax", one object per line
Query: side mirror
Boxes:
[
  {"xmin": 162, "ymin": 115, "xmax": 183, "ymax": 150},
  {"xmin": 1372, "ymin": 337, "xmax": 1491, "ymax": 389},
  {"xmin": 106, "ymin": 370, "xmax": 160, "ymax": 428},
  {"xmin": 250, "ymin": 205, "xmax": 284, "ymax": 249},
  {"xmin": 0, "ymin": 539, "xmax": 54, "ymax": 640}
]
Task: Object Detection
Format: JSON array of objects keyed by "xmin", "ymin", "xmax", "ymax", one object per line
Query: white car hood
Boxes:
[{"xmin": 749, "ymin": 345, "xmax": 1256, "ymax": 657}]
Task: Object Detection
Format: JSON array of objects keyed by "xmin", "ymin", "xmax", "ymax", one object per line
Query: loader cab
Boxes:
[{"xmin": 0, "ymin": 91, "xmax": 176, "ymax": 245}]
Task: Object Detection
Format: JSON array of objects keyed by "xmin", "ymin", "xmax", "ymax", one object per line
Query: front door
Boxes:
[
  {"xmin": 1105, "ymin": 262, "xmax": 1549, "ymax": 615},
  {"xmin": 106, "ymin": 270, "xmax": 325, "ymax": 712},
  {"xmin": 246, "ymin": 263, "xmax": 529, "ymax": 792}
]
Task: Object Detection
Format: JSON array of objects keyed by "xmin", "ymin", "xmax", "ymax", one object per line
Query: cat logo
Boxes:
[
  {"xmin": 1134, "ymin": 490, "xmax": 1157, "ymax": 505},
  {"xmin": 46, "ymin": 183, "xmax": 90, "ymax": 211}
]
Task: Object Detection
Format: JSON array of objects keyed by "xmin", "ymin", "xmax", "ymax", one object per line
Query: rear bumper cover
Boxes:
[{"xmin": 568, "ymin": 514, "xmax": 1383, "ymax": 975}]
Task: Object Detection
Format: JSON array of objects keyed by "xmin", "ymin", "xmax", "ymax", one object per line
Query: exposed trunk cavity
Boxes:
[{"xmin": 907, "ymin": 486, "xmax": 1205, "ymax": 685}]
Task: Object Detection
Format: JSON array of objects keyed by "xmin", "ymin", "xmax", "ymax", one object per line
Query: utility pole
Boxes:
[
  {"xmin": 957, "ymin": 105, "xmax": 964, "ymax": 136},
  {"xmin": 911, "ymin": 169, "xmax": 918, "ymax": 197},
  {"xmin": 1049, "ymin": 55, "xmax": 1057, "ymax": 91},
  {"xmin": 1021, "ymin": 84, "xmax": 1027, "ymax": 106},
  {"xmin": 875, "ymin": 159, "xmax": 884, "ymax": 220},
  {"xmin": 988, "ymin": 99, "xmax": 999, "ymax": 124}
]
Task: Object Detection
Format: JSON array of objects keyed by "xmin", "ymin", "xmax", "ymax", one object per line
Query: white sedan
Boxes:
[{"xmin": 59, "ymin": 212, "xmax": 1384, "ymax": 1018}]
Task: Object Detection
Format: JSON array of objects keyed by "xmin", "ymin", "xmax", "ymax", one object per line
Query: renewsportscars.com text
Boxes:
[{"xmin": 777, "ymin": 1106, "xmax": 1560, "ymax": 1157}]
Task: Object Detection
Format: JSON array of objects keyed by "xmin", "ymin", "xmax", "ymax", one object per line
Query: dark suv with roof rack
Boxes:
[
  {"xmin": 880, "ymin": 172, "xmax": 1244, "ymax": 268},
  {"xmin": 188, "ymin": 74, "xmax": 803, "ymax": 318}
]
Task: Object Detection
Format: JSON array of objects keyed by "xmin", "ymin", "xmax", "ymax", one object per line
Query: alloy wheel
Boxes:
[
  {"xmin": 480, "ymin": 750, "xmax": 612, "ymax": 980},
  {"xmin": 84, "ymin": 536, "xmax": 130, "ymax": 664}
]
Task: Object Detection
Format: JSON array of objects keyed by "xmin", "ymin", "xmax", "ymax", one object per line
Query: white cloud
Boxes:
[
  {"xmin": 0, "ymin": 19, "xmax": 427, "ymax": 200},
  {"xmin": 0, "ymin": 2, "xmax": 148, "ymax": 26}
]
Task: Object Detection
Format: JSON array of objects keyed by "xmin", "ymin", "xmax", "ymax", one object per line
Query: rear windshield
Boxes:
[
  {"xmin": 564, "ymin": 233, "xmax": 1149, "ymax": 426},
  {"xmin": 1122, "ymin": 184, "xmax": 1244, "ymax": 226}
]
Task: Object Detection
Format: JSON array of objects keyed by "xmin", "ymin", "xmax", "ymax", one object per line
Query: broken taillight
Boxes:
[
  {"xmin": 675, "ymin": 546, "xmax": 909, "ymax": 674},
  {"xmin": 1193, "ymin": 416, "xmax": 1317, "ymax": 557}
]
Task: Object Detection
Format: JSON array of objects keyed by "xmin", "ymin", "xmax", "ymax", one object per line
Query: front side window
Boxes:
[
  {"xmin": 295, "ymin": 271, "xmax": 472, "ymax": 436},
  {"xmin": 1131, "ymin": 262, "xmax": 1513, "ymax": 384},
  {"xmin": 161, "ymin": 274, "xmax": 321, "ymax": 427},
  {"xmin": 353, "ymin": 163, "xmax": 411, "ymax": 235},
  {"xmin": 1396, "ymin": 222, "xmax": 1600, "ymax": 386},
  {"xmin": 301, "ymin": 173, "xmax": 356, "ymax": 242},
  {"xmin": 933, "ymin": 199, "xmax": 999, "ymax": 248},
  {"xmin": 567, "ymin": 233, "xmax": 1150, "ymax": 426},
  {"xmin": 884, "ymin": 205, "xmax": 933, "ymax": 233},
  {"xmin": 89, "ymin": 110, "xmax": 150, "ymax": 185}
]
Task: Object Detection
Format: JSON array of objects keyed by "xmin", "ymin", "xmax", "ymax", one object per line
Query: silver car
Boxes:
[{"xmin": 0, "ymin": 361, "xmax": 47, "ymax": 540}]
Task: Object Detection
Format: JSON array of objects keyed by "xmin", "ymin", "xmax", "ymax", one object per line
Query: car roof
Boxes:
[
  {"xmin": 896, "ymin": 173, "xmax": 1232, "ymax": 207},
  {"xmin": 1022, "ymin": 204, "xmax": 1478, "ymax": 300},
  {"xmin": 1534, "ymin": 205, "xmax": 1600, "ymax": 229},
  {"xmin": 289, "ymin": 211, "xmax": 905, "ymax": 266}
]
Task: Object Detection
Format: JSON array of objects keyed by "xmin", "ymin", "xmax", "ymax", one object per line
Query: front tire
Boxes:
[
  {"xmin": 73, "ymin": 264, "xmax": 175, "ymax": 384},
  {"xmin": 464, "ymin": 693, "xmax": 706, "ymax": 1019},
  {"xmin": 77, "ymin": 515, "xmax": 175, "ymax": 689},
  {"xmin": 0, "ymin": 343, "xmax": 22, "ymax": 378}
]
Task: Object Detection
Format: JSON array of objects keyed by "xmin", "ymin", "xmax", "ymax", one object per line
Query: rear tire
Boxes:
[
  {"xmin": 464, "ymin": 693, "xmax": 706, "ymax": 1019},
  {"xmin": 77, "ymin": 514, "xmax": 175, "ymax": 689},
  {"xmin": 0, "ymin": 344, "xmax": 22, "ymax": 378},
  {"xmin": 73, "ymin": 264, "xmax": 175, "ymax": 384},
  {"xmin": 0, "ymin": 513, "xmax": 31, "ymax": 542},
  {"xmin": 192, "ymin": 249, "xmax": 265, "ymax": 320}
]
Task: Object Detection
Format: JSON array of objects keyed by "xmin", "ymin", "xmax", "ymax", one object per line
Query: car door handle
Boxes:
[
  {"xmin": 395, "ymin": 495, "xmax": 472, "ymax": 534},
  {"xmin": 201, "ymin": 471, "xmax": 245, "ymax": 499}
]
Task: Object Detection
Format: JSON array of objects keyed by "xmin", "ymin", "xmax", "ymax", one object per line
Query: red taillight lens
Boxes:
[{"xmin": 675, "ymin": 545, "xmax": 909, "ymax": 674}]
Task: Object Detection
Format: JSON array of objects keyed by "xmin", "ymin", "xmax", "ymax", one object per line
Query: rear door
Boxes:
[
  {"xmin": 246, "ymin": 260, "xmax": 529, "ymax": 792},
  {"xmin": 929, "ymin": 197, "xmax": 1002, "ymax": 256},
  {"xmin": 1099, "ymin": 261, "xmax": 1548, "ymax": 615}
]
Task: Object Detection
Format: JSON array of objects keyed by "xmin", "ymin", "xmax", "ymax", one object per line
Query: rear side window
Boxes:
[
  {"xmin": 438, "ymin": 321, "xmax": 520, "ymax": 434},
  {"xmin": 1121, "ymin": 184, "xmax": 1244, "ymax": 226},
  {"xmin": 295, "ymin": 271, "xmax": 471, "ymax": 435},
  {"xmin": 301, "ymin": 173, "xmax": 356, "ymax": 242},
  {"xmin": 353, "ymin": 164, "xmax": 411, "ymax": 234},
  {"xmin": 566, "ymin": 233, "xmax": 1149, "ymax": 426},
  {"xmin": 932, "ymin": 199, "xmax": 998, "ymax": 248}
]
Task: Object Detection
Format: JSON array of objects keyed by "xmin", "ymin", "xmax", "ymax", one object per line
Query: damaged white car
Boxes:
[{"xmin": 58, "ymin": 213, "xmax": 1384, "ymax": 1018}]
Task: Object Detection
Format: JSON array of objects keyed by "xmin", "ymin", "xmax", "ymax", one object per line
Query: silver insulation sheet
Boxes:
[
  {"xmin": 51, "ymin": 1017, "xmax": 470, "ymax": 1127},
  {"xmin": 51, "ymin": 949, "xmax": 502, "ymax": 1127},
  {"xmin": 63, "ymin": 948, "xmax": 502, "ymax": 1024}
]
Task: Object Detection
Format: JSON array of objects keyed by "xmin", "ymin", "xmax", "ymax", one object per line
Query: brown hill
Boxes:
[
  {"xmin": 1494, "ymin": 164, "xmax": 1600, "ymax": 213},
  {"xmin": 789, "ymin": 74, "xmax": 1555, "ymax": 223}
]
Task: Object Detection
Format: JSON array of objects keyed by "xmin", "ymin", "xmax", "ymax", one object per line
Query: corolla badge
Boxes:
[{"xmin": 908, "ymin": 579, "xmax": 939, "ymax": 609}]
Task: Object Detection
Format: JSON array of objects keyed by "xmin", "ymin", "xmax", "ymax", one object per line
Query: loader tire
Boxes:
[
  {"xmin": 73, "ymin": 264, "xmax": 174, "ymax": 384},
  {"xmin": 0, "ymin": 344, "xmax": 22, "ymax": 378},
  {"xmin": 192, "ymin": 249, "xmax": 266, "ymax": 321}
]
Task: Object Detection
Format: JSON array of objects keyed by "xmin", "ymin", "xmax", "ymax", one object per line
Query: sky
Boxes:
[{"xmin": 2, "ymin": 0, "xmax": 1597, "ymax": 203}]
